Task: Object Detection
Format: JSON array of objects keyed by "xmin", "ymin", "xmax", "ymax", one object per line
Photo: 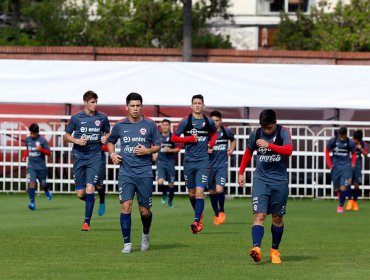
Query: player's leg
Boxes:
[
  {"xmin": 352, "ymin": 167, "xmax": 362, "ymax": 211},
  {"xmin": 38, "ymin": 168, "xmax": 52, "ymax": 200},
  {"xmin": 156, "ymin": 165, "xmax": 167, "ymax": 205},
  {"xmin": 119, "ymin": 177, "xmax": 135, "ymax": 254},
  {"xmin": 81, "ymin": 159, "xmax": 100, "ymax": 231},
  {"xmin": 74, "ymin": 159, "xmax": 87, "ymax": 201},
  {"xmin": 167, "ymin": 165, "xmax": 176, "ymax": 208},
  {"xmin": 208, "ymin": 168, "xmax": 219, "ymax": 224},
  {"xmin": 331, "ymin": 168, "xmax": 344, "ymax": 213},
  {"xmin": 249, "ymin": 181, "xmax": 269, "ymax": 262},
  {"xmin": 216, "ymin": 167, "xmax": 227, "ymax": 223},
  {"xmin": 27, "ymin": 169, "xmax": 37, "ymax": 210},
  {"xmin": 338, "ymin": 169, "xmax": 352, "ymax": 213},
  {"xmin": 269, "ymin": 183, "xmax": 289, "ymax": 264},
  {"xmin": 191, "ymin": 163, "xmax": 208, "ymax": 233},
  {"xmin": 137, "ymin": 177, "xmax": 154, "ymax": 252},
  {"xmin": 184, "ymin": 162, "xmax": 196, "ymax": 210}
]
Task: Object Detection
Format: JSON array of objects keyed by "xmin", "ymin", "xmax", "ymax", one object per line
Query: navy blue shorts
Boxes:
[
  {"xmin": 352, "ymin": 166, "xmax": 362, "ymax": 185},
  {"xmin": 208, "ymin": 166, "xmax": 227, "ymax": 190},
  {"xmin": 184, "ymin": 160, "xmax": 208, "ymax": 189},
  {"xmin": 331, "ymin": 167, "xmax": 352, "ymax": 189},
  {"xmin": 118, "ymin": 176, "xmax": 153, "ymax": 209},
  {"xmin": 251, "ymin": 180, "xmax": 289, "ymax": 216},
  {"xmin": 156, "ymin": 162, "xmax": 176, "ymax": 183},
  {"xmin": 73, "ymin": 156, "xmax": 101, "ymax": 190},
  {"xmin": 27, "ymin": 168, "xmax": 47, "ymax": 186}
]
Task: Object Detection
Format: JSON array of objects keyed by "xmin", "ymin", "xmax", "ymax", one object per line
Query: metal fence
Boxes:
[{"xmin": 1, "ymin": 114, "xmax": 370, "ymax": 199}]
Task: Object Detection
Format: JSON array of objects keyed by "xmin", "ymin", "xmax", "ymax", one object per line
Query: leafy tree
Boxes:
[
  {"xmin": 0, "ymin": 0, "xmax": 233, "ymax": 49},
  {"xmin": 274, "ymin": 0, "xmax": 370, "ymax": 52}
]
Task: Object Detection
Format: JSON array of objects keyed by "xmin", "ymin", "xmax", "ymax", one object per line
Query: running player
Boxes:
[
  {"xmin": 108, "ymin": 92, "xmax": 160, "ymax": 254},
  {"xmin": 326, "ymin": 127, "xmax": 356, "ymax": 213},
  {"xmin": 64, "ymin": 91, "xmax": 110, "ymax": 231},
  {"xmin": 208, "ymin": 111, "xmax": 236, "ymax": 225},
  {"xmin": 238, "ymin": 109, "xmax": 293, "ymax": 264},
  {"xmin": 153, "ymin": 119, "xmax": 181, "ymax": 208},
  {"xmin": 22, "ymin": 123, "xmax": 52, "ymax": 210},
  {"xmin": 171, "ymin": 94, "xmax": 217, "ymax": 234},
  {"xmin": 347, "ymin": 130, "xmax": 368, "ymax": 211}
]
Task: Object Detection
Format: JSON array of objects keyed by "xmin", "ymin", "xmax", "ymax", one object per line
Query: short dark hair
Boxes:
[
  {"xmin": 192, "ymin": 94, "xmax": 204, "ymax": 103},
  {"xmin": 126, "ymin": 92, "xmax": 143, "ymax": 105},
  {"xmin": 83, "ymin": 90, "xmax": 98, "ymax": 102},
  {"xmin": 353, "ymin": 130, "xmax": 363, "ymax": 141},
  {"xmin": 162, "ymin": 119, "xmax": 171, "ymax": 124},
  {"xmin": 29, "ymin": 123, "xmax": 39, "ymax": 133},
  {"xmin": 338, "ymin": 126, "xmax": 347, "ymax": 136},
  {"xmin": 210, "ymin": 110, "xmax": 222, "ymax": 119},
  {"xmin": 259, "ymin": 109, "xmax": 276, "ymax": 125}
]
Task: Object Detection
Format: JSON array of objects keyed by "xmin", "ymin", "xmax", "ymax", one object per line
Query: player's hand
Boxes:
[
  {"xmin": 110, "ymin": 153, "xmax": 122, "ymax": 165},
  {"xmin": 101, "ymin": 135, "xmax": 108, "ymax": 144},
  {"xmin": 152, "ymin": 153, "xmax": 158, "ymax": 162},
  {"xmin": 208, "ymin": 147, "xmax": 213, "ymax": 154},
  {"xmin": 192, "ymin": 134, "xmax": 198, "ymax": 142},
  {"xmin": 256, "ymin": 139, "xmax": 269, "ymax": 148},
  {"xmin": 35, "ymin": 144, "xmax": 41, "ymax": 151},
  {"xmin": 238, "ymin": 174, "xmax": 245, "ymax": 187},
  {"xmin": 76, "ymin": 135, "xmax": 87, "ymax": 146},
  {"xmin": 135, "ymin": 144, "xmax": 148, "ymax": 156},
  {"xmin": 162, "ymin": 147, "xmax": 170, "ymax": 152},
  {"xmin": 227, "ymin": 148, "xmax": 234, "ymax": 156},
  {"xmin": 21, "ymin": 157, "xmax": 26, "ymax": 162}
]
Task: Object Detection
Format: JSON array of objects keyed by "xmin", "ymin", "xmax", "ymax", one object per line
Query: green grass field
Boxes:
[{"xmin": 1, "ymin": 193, "xmax": 370, "ymax": 280}]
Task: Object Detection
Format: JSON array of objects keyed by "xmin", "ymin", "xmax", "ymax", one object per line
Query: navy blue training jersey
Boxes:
[
  {"xmin": 354, "ymin": 140, "xmax": 368, "ymax": 168},
  {"xmin": 327, "ymin": 137, "xmax": 356, "ymax": 169},
  {"xmin": 247, "ymin": 126, "xmax": 292, "ymax": 184},
  {"xmin": 174, "ymin": 115, "xmax": 216, "ymax": 162},
  {"xmin": 209, "ymin": 127, "xmax": 235, "ymax": 168},
  {"xmin": 65, "ymin": 111, "xmax": 110, "ymax": 160},
  {"xmin": 108, "ymin": 117, "xmax": 160, "ymax": 177},
  {"xmin": 157, "ymin": 133, "xmax": 179, "ymax": 165},
  {"xmin": 25, "ymin": 135, "xmax": 50, "ymax": 170}
]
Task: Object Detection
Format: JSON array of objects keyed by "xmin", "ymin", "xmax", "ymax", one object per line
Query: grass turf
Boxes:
[{"xmin": 1, "ymin": 193, "xmax": 370, "ymax": 280}]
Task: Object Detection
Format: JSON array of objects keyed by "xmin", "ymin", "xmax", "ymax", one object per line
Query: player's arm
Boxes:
[
  {"xmin": 164, "ymin": 145, "xmax": 181, "ymax": 153},
  {"xmin": 267, "ymin": 143, "xmax": 293, "ymax": 156},
  {"xmin": 107, "ymin": 126, "xmax": 122, "ymax": 164},
  {"xmin": 64, "ymin": 132, "xmax": 87, "ymax": 146},
  {"xmin": 36, "ymin": 146, "xmax": 51, "ymax": 156},
  {"xmin": 171, "ymin": 133, "xmax": 196, "ymax": 143},
  {"xmin": 227, "ymin": 139, "xmax": 236, "ymax": 156},
  {"xmin": 22, "ymin": 148, "xmax": 29, "ymax": 162},
  {"xmin": 361, "ymin": 142, "xmax": 369, "ymax": 157},
  {"xmin": 238, "ymin": 148, "xmax": 253, "ymax": 187},
  {"xmin": 208, "ymin": 130, "xmax": 218, "ymax": 149},
  {"xmin": 325, "ymin": 147, "xmax": 333, "ymax": 169}
]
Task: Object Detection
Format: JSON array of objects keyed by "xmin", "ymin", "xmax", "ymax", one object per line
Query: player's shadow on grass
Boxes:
[
  {"xmin": 150, "ymin": 243, "xmax": 190, "ymax": 250},
  {"xmin": 283, "ymin": 255, "xmax": 318, "ymax": 262}
]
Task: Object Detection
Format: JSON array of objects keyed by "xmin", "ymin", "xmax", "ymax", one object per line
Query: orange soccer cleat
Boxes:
[
  {"xmin": 352, "ymin": 200, "xmax": 360, "ymax": 211},
  {"xmin": 81, "ymin": 223, "xmax": 90, "ymax": 231},
  {"xmin": 249, "ymin": 246, "xmax": 262, "ymax": 263},
  {"xmin": 270, "ymin": 249, "xmax": 281, "ymax": 264},
  {"xmin": 345, "ymin": 199, "xmax": 354, "ymax": 211},
  {"xmin": 218, "ymin": 212, "xmax": 226, "ymax": 224}
]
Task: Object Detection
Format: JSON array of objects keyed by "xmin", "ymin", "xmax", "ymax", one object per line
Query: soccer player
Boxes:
[
  {"xmin": 238, "ymin": 109, "xmax": 293, "ymax": 264},
  {"xmin": 325, "ymin": 127, "xmax": 356, "ymax": 213},
  {"xmin": 64, "ymin": 91, "xmax": 110, "ymax": 231},
  {"xmin": 208, "ymin": 110, "xmax": 236, "ymax": 225},
  {"xmin": 347, "ymin": 130, "xmax": 368, "ymax": 211},
  {"xmin": 152, "ymin": 119, "xmax": 181, "ymax": 208},
  {"xmin": 107, "ymin": 92, "xmax": 160, "ymax": 254},
  {"xmin": 171, "ymin": 94, "xmax": 217, "ymax": 234},
  {"xmin": 22, "ymin": 123, "xmax": 52, "ymax": 210}
]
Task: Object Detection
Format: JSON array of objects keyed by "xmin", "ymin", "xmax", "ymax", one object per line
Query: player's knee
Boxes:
[
  {"xmin": 158, "ymin": 179, "xmax": 164, "ymax": 185},
  {"xmin": 168, "ymin": 182, "xmax": 174, "ymax": 189},
  {"xmin": 209, "ymin": 189, "xmax": 216, "ymax": 195},
  {"xmin": 86, "ymin": 184, "xmax": 95, "ymax": 194},
  {"xmin": 272, "ymin": 215, "xmax": 283, "ymax": 226}
]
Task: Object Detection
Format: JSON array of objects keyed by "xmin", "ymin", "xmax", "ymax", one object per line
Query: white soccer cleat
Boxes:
[
  {"xmin": 121, "ymin": 243, "xmax": 132, "ymax": 254},
  {"xmin": 140, "ymin": 233, "xmax": 150, "ymax": 251}
]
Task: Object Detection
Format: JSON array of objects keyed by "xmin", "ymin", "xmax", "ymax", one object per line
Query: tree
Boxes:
[
  {"xmin": 0, "ymin": 0, "xmax": 233, "ymax": 49},
  {"xmin": 274, "ymin": 0, "xmax": 370, "ymax": 52}
]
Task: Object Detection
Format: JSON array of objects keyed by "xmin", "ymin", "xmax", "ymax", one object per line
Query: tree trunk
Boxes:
[{"xmin": 182, "ymin": 0, "xmax": 192, "ymax": 62}]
